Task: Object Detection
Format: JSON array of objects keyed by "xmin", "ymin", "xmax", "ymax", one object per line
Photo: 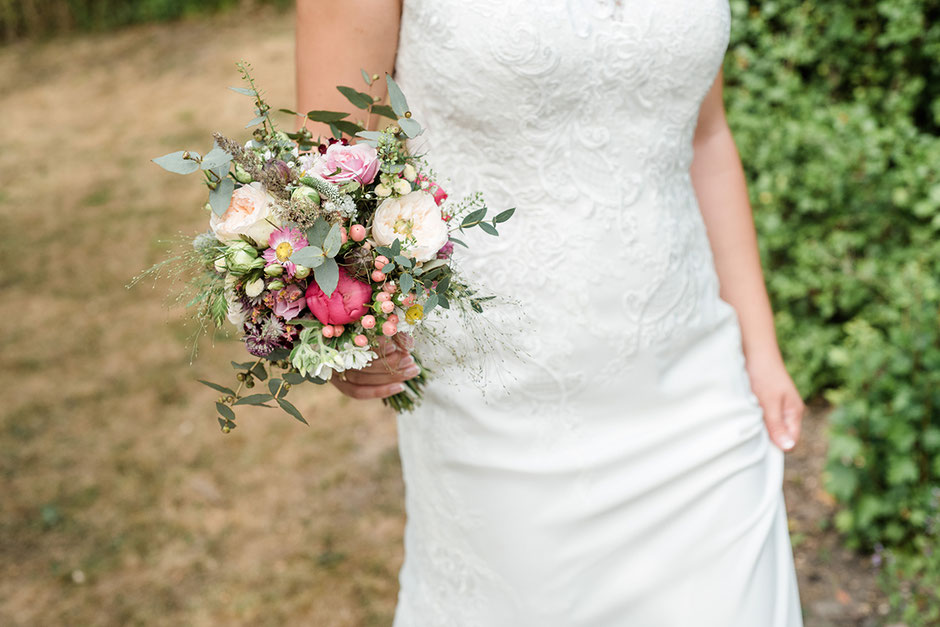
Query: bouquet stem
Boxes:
[{"xmin": 383, "ymin": 355, "xmax": 429, "ymax": 412}]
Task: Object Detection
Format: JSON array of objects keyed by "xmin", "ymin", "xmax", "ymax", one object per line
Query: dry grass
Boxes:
[
  {"xmin": 0, "ymin": 7, "xmax": 885, "ymax": 627},
  {"xmin": 0, "ymin": 8, "xmax": 402, "ymax": 626}
]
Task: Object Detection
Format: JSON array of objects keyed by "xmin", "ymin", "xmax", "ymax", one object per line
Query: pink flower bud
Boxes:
[
  {"xmin": 350, "ymin": 224, "xmax": 367, "ymax": 242},
  {"xmin": 333, "ymin": 324, "xmax": 345, "ymax": 335},
  {"xmin": 340, "ymin": 227, "xmax": 348, "ymax": 244},
  {"xmin": 374, "ymin": 255, "xmax": 389, "ymax": 270},
  {"xmin": 354, "ymin": 334, "xmax": 369, "ymax": 347},
  {"xmin": 387, "ymin": 314, "xmax": 400, "ymax": 324},
  {"xmin": 382, "ymin": 321, "xmax": 397, "ymax": 336},
  {"xmin": 371, "ymin": 270, "xmax": 386, "ymax": 282},
  {"xmin": 376, "ymin": 292, "xmax": 391, "ymax": 303},
  {"xmin": 322, "ymin": 325, "xmax": 335, "ymax": 338},
  {"xmin": 382, "ymin": 282, "xmax": 397, "ymax": 294},
  {"xmin": 361, "ymin": 315, "xmax": 376, "ymax": 329},
  {"xmin": 380, "ymin": 301, "xmax": 395, "ymax": 314}
]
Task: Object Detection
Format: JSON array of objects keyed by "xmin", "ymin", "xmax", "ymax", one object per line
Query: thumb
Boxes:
[
  {"xmin": 763, "ymin": 396, "xmax": 795, "ymax": 452},
  {"xmin": 782, "ymin": 393, "xmax": 804, "ymax": 444}
]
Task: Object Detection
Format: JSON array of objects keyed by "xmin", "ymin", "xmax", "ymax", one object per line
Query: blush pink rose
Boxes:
[
  {"xmin": 313, "ymin": 142, "xmax": 380, "ymax": 186},
  {"xmin": 305, "ymin": 266, "xmax": 373, "ymax": 325}
]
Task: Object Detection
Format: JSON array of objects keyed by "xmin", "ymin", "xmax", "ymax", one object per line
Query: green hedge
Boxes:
[
  {"xmin": 0, "ymin": 0, "xmax": 290, "ymax": 43},
  {"xmin": 724, "ymin": 0, "xmax": 939, "ymax": 613}
]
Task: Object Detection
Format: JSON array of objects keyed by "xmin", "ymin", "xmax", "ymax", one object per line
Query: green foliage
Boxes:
[
  {"xmin": 877, "ymin": 524, "xmax": 940, "ymax": 625},
  {"xmin": 0, "ymin": 0, "xmax": 291, "ymax": 43},
  {"xmin": 725, "ymin": 1, "xmax": 940, "ymax": 613}
]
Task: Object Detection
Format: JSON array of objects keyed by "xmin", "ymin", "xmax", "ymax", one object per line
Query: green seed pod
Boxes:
[
  {"xmin": 233, "ymin": 164, "xmax": 252, "ymax": 184},
  {"xmin": 291, "ymin": 186, "xmax": 321, "ymax": 206},
  {"xmin": 264, "ymin": 264, "xmax": 285, "ymax": 277},
  {"xmin": 293, "ymin": 265, "xmax": 311, "ymax": 279},
  {"xmin": 268, "ymin": 280, "xmax": 285, "ymax": 290}
]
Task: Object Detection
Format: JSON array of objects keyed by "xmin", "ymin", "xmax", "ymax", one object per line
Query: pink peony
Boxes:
[
  {"xmin": 265, "ymin": 284, "xmax": 306, "ymax": 320},
  {"xmin": 305, "ymin": 266, "xmax": 373, "ymax": 325},
  {"xmin": 313, "ymin": 142, "xmax": 379, "ymax": 186}
]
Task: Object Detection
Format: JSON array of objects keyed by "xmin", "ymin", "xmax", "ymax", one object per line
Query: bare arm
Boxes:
[
  {"xmin": 295, "ymin": 0, "xmax": 402, "ymax": 136},
  {"xmin": 296, "ymin": 0, "xmax": 414, "ymax": 400},
  {"xmin": 691, "ymin": 69, "xmax": 805, "ymax": 451}
]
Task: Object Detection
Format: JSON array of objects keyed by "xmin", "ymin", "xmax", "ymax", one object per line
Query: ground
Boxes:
[{"xmin": 0, "ymin": 7, "xmax": 888, "ymax": 626}]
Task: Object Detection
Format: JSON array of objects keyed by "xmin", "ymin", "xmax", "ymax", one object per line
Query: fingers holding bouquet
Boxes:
[{"xmin": 332, "ymin": 334, "xmax": 420, "ymax": 399}]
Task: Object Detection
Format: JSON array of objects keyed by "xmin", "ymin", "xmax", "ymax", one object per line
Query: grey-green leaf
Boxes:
[
  {"xmin": 322, "ymin": 224, "xmax": 343, "ymax": 257},
  {"xmin": 462, "ymin": 208, "xmax": 487, "ymax": 227},
  {"xmin": 229, "ymin": 86, "xmax": 255, "ymax": 96},
  {"xmin": 337, "ymin": 85, "xmax": 373, "ymax": 110},
  {"xmin": 370, "ymin": 104, "xmax": 397, "ymax": 120},
  {"xmin": 209, "ymin": 178, "xmax": 235, "ymax": 215},
  {"xmin": 479, "ymin": 222, "xmax": 499, "ymax": 236},
  {"xmin": 306, "ymin": 110, "xmax": 350, "ymax": 123},
  {"xmin": 198, "ymin": 380, "xmax": 236, "ymax": 396},
  {"xmin": 201, "ymin": 145, "xmax": 232, "ymax": 171},
  {"xmin": 290, "ymin": 246, "xmax": 325, "ymax": 268},
  {"xmin": 398, "ymin": 117, "xmax": 422, "ymax": 138},
  {"xmin": 361, "ymin": 68, "xmax": 373, "ymax": 86},
  {"xmin": 315, "ymin": 257, "xmax": 339, "ymax": 296},
  {"xmin": 425, "ymin": 293, "xmax": 439, "ymax": 313},
  {"xmin": 216, "ymin": 402, "xmax": 236, "ymax": 421},
  {"xmin": 245, "ymin": 115, "xmax": 266, "ymax": 128},
  {"xmin": 153, "ymin": 151, "xmax": 200, "ymax": 175},
  {"xmin": 234, "ymin": 394, "xmax": 275, "ymax": 406},
  {"xmin": 386, "ymin": 74, "xmax": 409, "ymax": 117},
  {"xmin": 306, "ymin": 218, "xmax": 331, "ymax": 246},
  {"xmin": 277, "ymin": 398, "xmax": 309, "ymax": 425},
  {"xmin": 400, "ymin": 273, "xmax": 414, "ymax": 294},
  {"xmin": 449, "ymin": 237, "xmax": 468, "ymax": 248},
  {"xmin": 493, "ymin": 207, "xmax": 516, "ymax": 223}
]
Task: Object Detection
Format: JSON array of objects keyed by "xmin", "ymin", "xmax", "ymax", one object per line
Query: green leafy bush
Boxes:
[
  {"xmin": 876, "ymin": 517, "xmax": 940, "ymax": 626},
  {"xmin": 724, "ymin": 0, "xmax": 940, "ymax": 614}
]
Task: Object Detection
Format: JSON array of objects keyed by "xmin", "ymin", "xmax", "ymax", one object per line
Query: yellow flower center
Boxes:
[
  {"xmin": 393, "ymin": 218, "xmax": 414, "ymax": 237},
  {"xmin": 405, "ymin": 304, "xmax": 424, "ymax": 324},
  {"xmin": 275, "ymin": 241, "xmax": 294, "ymax": 262}
]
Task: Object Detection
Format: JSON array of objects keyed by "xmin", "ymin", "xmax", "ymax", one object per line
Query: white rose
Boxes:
[
  {"xmin": 372, "ymin": 191, "xmax": 449, "ymax": 263},
  {"xmin": 209, "ymin": 182, "xmax": 280, "ymax": 245}
]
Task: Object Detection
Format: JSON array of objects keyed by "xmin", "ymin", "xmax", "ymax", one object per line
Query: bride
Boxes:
[{"xmin": 297, "ymin": 1, "xmax": 806, "ymax": 625}]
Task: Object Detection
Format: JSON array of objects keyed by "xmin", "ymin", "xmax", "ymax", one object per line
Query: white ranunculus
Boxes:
[
  {"xmin": 209, "ymin": 181, "xmax": 279, "ymax": 245},
  {"xmin": 372, "ymin": 191, "xmax": 449, "ymax": 263}
]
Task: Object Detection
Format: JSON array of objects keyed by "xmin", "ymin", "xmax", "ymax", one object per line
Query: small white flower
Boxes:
[
  {"xmin": 375, "ymin": 184, "xmax": 392, "ymax": 198},
  {"xmin": 402, "ymin": 163, "xmax": 417, "ymax": 181},
  {"xmin": 245, "ymin": 278, "xmax": 265, "ymax": 298},
  {"xmin": 393, "ymin": 179, "xmax": 412, "ymax": 196}
]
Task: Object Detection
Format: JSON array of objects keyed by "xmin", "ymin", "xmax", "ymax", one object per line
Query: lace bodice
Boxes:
[{"xmin": 396, "ymin": 0, "xmax": 732, "ymax": 404}]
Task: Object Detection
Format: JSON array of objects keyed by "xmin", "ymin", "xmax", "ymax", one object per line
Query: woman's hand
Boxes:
[
  {"xmin": 331, "ymin": 333, "xmax": 419, "ymax": 400},
  {"xmin": 746, "ymin": 355, "xmax": 805, "ymax": 452}
]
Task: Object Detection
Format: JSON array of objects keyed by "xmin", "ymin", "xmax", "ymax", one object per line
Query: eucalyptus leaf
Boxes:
[
  {"xmin": 361, "ymin": 68, "xmax": 373, "ymax": 86},
  {"xmin": 449, "ymin": 237, "xmax": 468, "ymax": 248},
  {"xmin": 152, "ymin": 151, "xmax": 200, "ymax": 175},
  {"xmin": 229, "ymin": 86, "xmax": 255, "ymax": 96},
  {"xmin": 391, "ymin": 239, "xmax": 402, "ymax": 256},
  {"xmin": 216, "ymin": 402, "xmax": 236, "ymax": 421},
  {"xmin": 268, "ymin": 378, "xmax": 283, "ymax": 397},
  {"xmin": 290, "ymin": 246, "xmax": 325, "ymax": 268},
  {"xmin": 337, "ymin": 85, "xmax": 374, "ymax": 110},
  {"xmin": 245, "ymin": 115, "xmax": 266, "ymax": 128},
  {"xmin": 356, "ymin": 130, "xmax": 383, "ymax": 141},
  {"xmin": 436, "ymin": 276, "xmax": 451, "ymax": 294},
  {"xmin": 385, "ymin": 74, "xmax": 410, "ymax": 117},
  {"xmin": 198, "ymin": 380, "xmax": 236, "ymax": 396},
  {"xmin": 306, "ymin": 110, "xmax": 350, "ymax": 123},
  {"xmin": 234, "ymin": 394, "xmax": 275, "ymax": 406},
  {"xmin": 381, "ymin": 262, "xmax": 396, "ymax": 275},
  {"xmin": 398, "ymin": 117, "xmax": 422, "ymax": 138},
  {"xmin": 278, "ymin": 108, "xmax": 299, "ymax": 115},
  {"xmin": 329, "ymin": 123, "xmax": 341, "ymax": 139},
  {"xmin": 394, "ymin": 255, "xmax": 413, "ymax": 268},
  {"xmin": 277, "ymin": 398, "xmax": 308, "ymax": 425},
  {"xmin": 479, "ymin": 222, "xmax": 499, "ymax": 236},
  {"xmin": 462, "ymin": 208, "xmax": 487, "ymax": 227},
  {"xmin": 322, "ymin": 224, "xmax": 343, "ymax": 257},
  {"xmin": 315, "ymin": 257, "xmax": 339, "ymax": 296},
  {"xmin": 493, "ymin": 207, "xmax": 516, "ymax": 223},
  {"xmin": 425, "ymin": 293, "xmax": 439, "ymax": 313},
  {"xmin": 370, "ymin": 104, "xmax": 397, "ymax": 120},
  {"xmin": 306, "ymin": 219, "xmax": 331, "ymax": 246},
  {"xmin": 249, "ymin": 362, "xmax": 268, "ymax": 381},
  {"xmin": 284, "ymin": 372, "xmax": 306, "ymax": 385},
  {"xmin": 419, "ymin": 259, "xmax": 448, "ymax": 273},
  {"xmin": 333, "ymin": 120, "xmax": 364, "ymax": 136},
  {"xmin": 201, "ymin": 145, "xmax": 232, "ymax": 171},
  {"xmin": 400, "ymin": 273, "xmax": 414, "ymax": 294},
  {"xmin": 209, "ymin": 178, "xmax": 235, "ymax": 215},
  {"xmin": 438, "ymin": 295, "xmax": 450, "ymax": 309}
]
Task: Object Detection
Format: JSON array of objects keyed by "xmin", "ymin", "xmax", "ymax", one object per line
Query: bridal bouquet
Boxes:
[{"xmin": 140, "ymin": 62, "xmax": 513, "ymax": 432}]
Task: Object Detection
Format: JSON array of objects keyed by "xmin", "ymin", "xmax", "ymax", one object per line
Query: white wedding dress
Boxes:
[{"xmin": 391, "ymin": 1, "xmax": 804, "ymax": 625}]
